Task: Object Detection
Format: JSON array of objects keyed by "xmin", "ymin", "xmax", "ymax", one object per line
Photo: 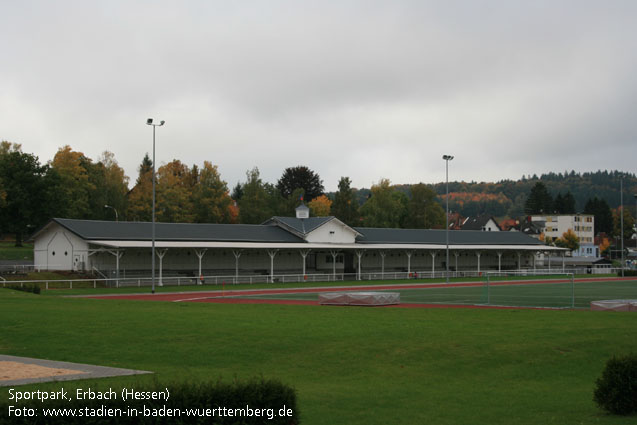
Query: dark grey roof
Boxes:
[
  {"xmin": 353, "ymin": 227, "xmax": 544, "ymax": 246},
  {"xmin": 461, "ymin": 215, "xmax": 501, "ymax": 231},
  {"xmin": 49, "ymin": 218, "xmax": 304, "ymax": 243},
  {"xmin": 520, "ymin": 221, "xmax": 543, "ymax": 235},
  {"xmin": 264, "ymin": 216, "xmax": 335, "ymax": 236}
]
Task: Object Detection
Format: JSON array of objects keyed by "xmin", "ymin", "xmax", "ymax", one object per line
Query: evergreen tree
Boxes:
[
  {"xmin": 276, "ymin": 166, "xmax": 324, "ymax": 200},
  {"xmin": 524, "ymin": 182, "xmax": 553, "ymax": 214},
  {"xmin": 584, "ymin": 197, "xmax": 613, "ymax": 235}
]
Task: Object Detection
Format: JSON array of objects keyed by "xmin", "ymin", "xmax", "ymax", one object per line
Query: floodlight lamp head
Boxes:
[
  {"xmin": 442, "ymin": 155, "xmax": 454, "ymax": 161},
  {"xmin": 159, "ymin": 120, "xmax": 165, "ymax": 126},
  {"xmin": 146, "ymin": 118, "xmax": 153, "ymax": 125}
]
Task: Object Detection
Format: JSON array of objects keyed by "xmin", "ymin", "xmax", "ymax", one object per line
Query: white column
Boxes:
[
  {"xmin": 476, "ymin": 251, "xmax": 482, "ymax": 274},
  {"xmin": 356, "ymin": 250, "xmax": 365, "ymax": 280},
  {"xmin": 379, "ymin": 251, "xmax": 386, "ymax": 275},
  {"xmin": 454, "ymin": 251, "xmax": 460, "ymax": 275},
  {"xmin": 430, "ymin": 251, "xmax": 437, "ymax": 275},
  {"xmin": 330, "ymin": 250, "xmax": 339, "ymax": 278},
  {"xmin": 267, "ymin": 249, "xmax": 278, "ymax": 282},
  {"xmin": 497, "ymin": 252, "xmax": 503, "ymax": 272},
  {"xmin": 517, "ymin": 252, "xmax": 522, "ymax": 271},
  {"xmin": 562, "ymin": 251, "xmax": 565, "ymax": 272},
  {"xmin": 156, "ymin": 249, "xmax": 168, "ymax": 286},
  {"xmin": 195, "ymin": 249, "xmax": 207, "ymax": 284},
  {"xmin": 233, "ymin": 250, "xmax": 242, "ymax": 279},
  {"xmin": 405, "ymin": 250, "xmax": 413, "ymax": 275},
  {"xmin": 299, "ymin": 250, "xmax": 310, "ymax": 277}
]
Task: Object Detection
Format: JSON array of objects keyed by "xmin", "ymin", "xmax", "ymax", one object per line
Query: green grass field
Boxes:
[
  {"xmin": 233, "ymin": 278, "xmax": 637, "ymax": 309},
  {"xmin": 0, "ymin": 242, "xmax": 33, "ymax": 261},
  {"xmin": 1, "ymin": 285, "xmax": 637, "ymax": 424}
]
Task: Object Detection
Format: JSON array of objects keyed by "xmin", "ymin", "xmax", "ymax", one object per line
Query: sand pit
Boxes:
[
  {"xmin": 0, "ymin": 355, "xmax": 152, "ymax": 386},
  {"xmin": 0, "ymin": 361, "xmax": 86, "ymax": 381}
]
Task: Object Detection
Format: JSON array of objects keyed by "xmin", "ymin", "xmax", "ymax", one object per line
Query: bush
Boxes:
[
  {"xmin": 7, "ymin": 284, "xmax": 40, "ymax": 294},
  {"xmin": 593, "ymin": 354, "xmax": 637, "ymax": 415},
  {"xmin": 1, "ymin": 377, "xmax": 299, "ymax": 424},
  {"xmin": 618, "ymin": 270, "xmax": 637, "ymax": 277}
]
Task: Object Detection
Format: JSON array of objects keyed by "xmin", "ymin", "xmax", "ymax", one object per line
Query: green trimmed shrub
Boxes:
[
  {"xmin": 593, "ymin": 354, "xmax": 637, "ymax": 415},
  {"xmin": 1, "ymin": 377, "xmax": 299, "ymax": 424},
  {"xmin": 618, "ymin": 270, "xmax": 637, "ymax": 277}
]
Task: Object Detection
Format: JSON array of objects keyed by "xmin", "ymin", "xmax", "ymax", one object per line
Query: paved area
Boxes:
[{"xmin": 0, "ymin": 354, "xmax": 151, "ymax": 387}]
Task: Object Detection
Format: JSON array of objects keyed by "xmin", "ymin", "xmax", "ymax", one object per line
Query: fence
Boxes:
[{"xmin": 0, "ymin": 268, "xmax": 625, "ymax": 291}]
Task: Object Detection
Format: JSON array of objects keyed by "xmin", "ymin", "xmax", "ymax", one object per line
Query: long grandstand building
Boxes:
[{"xmin": 31, "ymin": 205, "xmax": 567, "ymax": 280}]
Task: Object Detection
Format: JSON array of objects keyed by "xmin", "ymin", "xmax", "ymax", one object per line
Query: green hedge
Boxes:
[
  {"xmin": 618, "ymin": 270, "xmax": 637, "ymax": 277},
  {"xmin": 5, "ymin": 284, "xmax": 41, "ymax": 294},
  {"xmin": 2, "ymin": 378, "xmax": 299, "ymax": 424}
]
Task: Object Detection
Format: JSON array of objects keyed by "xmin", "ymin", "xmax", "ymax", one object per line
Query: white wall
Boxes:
[
  {"xmin": 34, "ymin": 224, "xmax": 89, "ymax": 271},
  {"xmin": 305, "ymin": 220, "xmax": 357, "ymax": 244}
]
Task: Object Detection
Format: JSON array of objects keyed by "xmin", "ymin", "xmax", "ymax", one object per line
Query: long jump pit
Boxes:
[
  {"xmin": 0, "ymin": 354, "xmax": 151, "ymax": 387},
  {"xmin": 319, "ymin": 292, "xmax": 400, "ymax": 306}
]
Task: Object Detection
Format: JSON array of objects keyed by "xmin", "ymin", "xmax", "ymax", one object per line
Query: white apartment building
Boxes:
[{"xmin": 530, "ymin": 214, "xmax": 597, "ymax": 257}]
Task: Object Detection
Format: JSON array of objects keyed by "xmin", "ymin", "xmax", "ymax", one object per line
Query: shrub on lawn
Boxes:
[
  {"xmin": 593, "ymin": 354, "xmax": 637, "ymax": 415},
  {"xmin": 1, "ymin": 377, "xmax": 299, "ymax": 424},
  {"xmin": 618, "ymin": 270, "xmax": 637, "ymax": 277},
  {"xmin": 6, "ymin": 284, "xmax": 40, "ymax": 294}
]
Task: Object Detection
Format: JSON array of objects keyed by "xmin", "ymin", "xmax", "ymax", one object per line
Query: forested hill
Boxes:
[{"xmin": 349, "ymin": 171, "xmax": 637, "ymax": 219}]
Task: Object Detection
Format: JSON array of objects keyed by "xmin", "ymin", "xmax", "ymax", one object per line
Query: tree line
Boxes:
[
  {"xmin": 0, "ymin": 142, "xmax": 447, "ymax": 246},
  {"xmin": 1, "ymin": 141, "xmax": 634, "ymax": 246}
]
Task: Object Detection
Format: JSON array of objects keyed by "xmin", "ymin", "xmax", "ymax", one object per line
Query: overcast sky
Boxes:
[{"xmin": 2, "ymin": 0, "xmax": 636, "ymax": 191}]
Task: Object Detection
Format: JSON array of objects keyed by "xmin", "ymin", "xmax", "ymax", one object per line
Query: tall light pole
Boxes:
[
  {"xmin": 104, "ymin": 205, "xmax": 118, "ymax": 221},
  {"xmin": 443, "ymin": 155, "xmax": 454, "ymax": 283},
  {"xmin": 634, "ymin": 193, "xmax": 637, "ymax": 249},
  {"xmin": 147, "ymin": 118, "xmax": 165, "ymax": 294}
]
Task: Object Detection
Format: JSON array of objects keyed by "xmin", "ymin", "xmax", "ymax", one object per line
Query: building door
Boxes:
[{"xmin": 344, "ymin": 253, "xmax": 355, "ymax": 274}]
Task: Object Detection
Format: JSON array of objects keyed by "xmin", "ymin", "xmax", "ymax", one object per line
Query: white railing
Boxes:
[{"xmin": 1, "ymin": 268, "xmax": 627, "ymax": 291}]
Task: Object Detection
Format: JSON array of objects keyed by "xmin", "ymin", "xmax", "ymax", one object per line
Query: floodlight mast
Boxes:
[
  {"xmin": 147, "ymin": 118, "xmax": 165, "ymax": 294},
  {"xmin": 443, "ymin": 155, "xmax": 454, "ymax": 284}
]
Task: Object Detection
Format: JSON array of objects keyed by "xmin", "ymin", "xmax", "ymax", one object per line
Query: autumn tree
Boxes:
[
  {"xmin": 308, "ymin": 195, "xmax": 332, "ymax": 217},
  {"xmin": 192, "ymin": 161, "xmax": 236, "ymax": 223},
  {"xmin": 155, "ymin": 160, "xmax": 194, "ymax": 222},
  {"xmin": 331, "ymin": 177, "xmax": 360, "ymax": 226},
  {"xmin": 50, "ymin": 145, "xmax": 94, "ymax": 218},
  {"xmin": 127, "ymin": 154, "xmax": 154, "ymax": 221},
  {"xmin": 554, "ymin": 229, "xmax": 580, "ymax": 251},
  {"xmin": 360, "ymin": 179, "xmax": 407, "ymax": 228},
  {"xmin": 276, "ymin": 166, "xmax": 324, "ymax": 200},
  {"xmin": 403, "ymin": 183, "xmax": 445, "ymax": 229},
  {"xmin": 85, "ymin": 151, "xmax": 130, "ymax": 220}
]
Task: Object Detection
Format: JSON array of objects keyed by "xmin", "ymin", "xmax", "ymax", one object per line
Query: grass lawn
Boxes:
[
  {"xmin": 238, "ymin": 278, "xmax": 637, "ymax": 309},
  {"xmin": 1, "ymin": 288, "xmax": 636, "ymax": 424},
  {"xmin": 0, "ymin": 242, "xmax": 33, "ymax": 261}
]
